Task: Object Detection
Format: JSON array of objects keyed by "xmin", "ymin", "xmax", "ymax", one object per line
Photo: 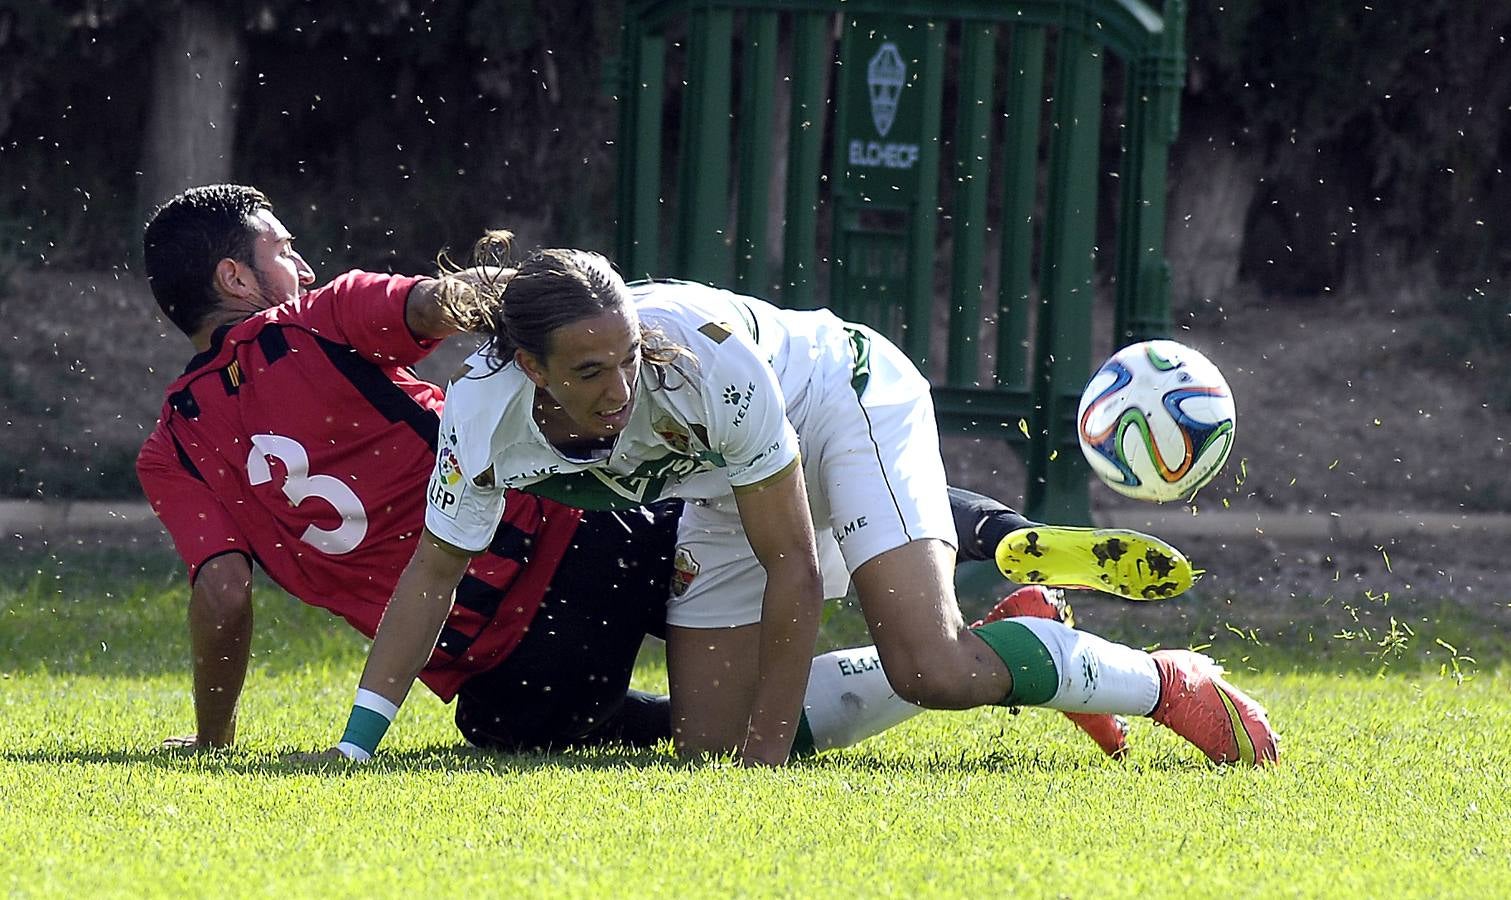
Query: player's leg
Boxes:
[
  {"xmin": 662, "ymin": 495, "xmax": 780, "ymax": 755},
  {"xmin": 665, "ymin": 623, "xmax": 761, "ymax": 755},
  {"xmin": 948, "ymin": 486, "xmax": 1034, "ymax": 561},
  {"xmin": 811, "ymin": 329, "xmax": 1013, "ymax": 709},
  {"xmin": 822, "ymin": 326, "xmax": 1277, "ymax": 764},
  {"xmin": 796, "ymin": 644, "xmax": 921, "ymax": 752},
  {"xmin": 975, "ymin": 586, "xmax": 1129, "ymax": 758},
  {"xmin": 797, "ymin": 583, "xmax": 1128, "ymax": 756},
  {"xmin": 847, "ymin": 531, "xmax": 1278, "ymax": 764},
  {"xmin": 663, "ymin": 493, "xmax": 924, "ymax": 757},
  {"xmin": 454, "ymin": 503, "xmax": 680, "ymax": 751},
  {"xmin": 850, "ymin": 540, "xmax": 1013, "ymax": 708},
  {"xmin": 849, "ymin": 543, "xmax": 1277, "ymax": 765}
]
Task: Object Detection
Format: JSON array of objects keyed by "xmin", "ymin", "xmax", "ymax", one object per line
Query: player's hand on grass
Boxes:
[
  {"xmin": 739, "ymin": 736, "xmax": 790, "ymax": 768},
  {"xmin": 160, "ymin": 734, "xmax": 227, "ymax": 752}
]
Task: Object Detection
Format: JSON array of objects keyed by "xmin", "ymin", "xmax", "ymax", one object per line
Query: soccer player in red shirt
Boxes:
[{"xmin": 138, "ymin": 184, "xmax": 676, "ymax": 752}]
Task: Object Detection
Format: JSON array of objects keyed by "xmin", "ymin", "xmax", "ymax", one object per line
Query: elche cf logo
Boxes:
[{"xmin": 867, "ymin": 42, "xmax": 906, "ymax": 138}]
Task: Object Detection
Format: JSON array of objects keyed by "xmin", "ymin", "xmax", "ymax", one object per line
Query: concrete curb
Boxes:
[
  {"xmin": 5, "ymin": 500, "xmax": 1511, "ymax": 543},
  {"xmin": 2, "ymin": 500, "xmax": 163, "ymax": 535}
]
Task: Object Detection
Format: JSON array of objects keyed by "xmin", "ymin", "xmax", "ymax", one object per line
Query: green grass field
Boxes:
[{"xmin": 2, "ymin": 548, "xmax": 1508, "ymax": 897}]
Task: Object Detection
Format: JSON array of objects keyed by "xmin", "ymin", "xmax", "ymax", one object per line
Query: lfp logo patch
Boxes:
[
  {"xmin": 428, "ymin": 446, "xmax": 464, "ymax": 518},
  {"xmin": 437, "ymin": 446, "xmax": 463, "ymax": 486}
]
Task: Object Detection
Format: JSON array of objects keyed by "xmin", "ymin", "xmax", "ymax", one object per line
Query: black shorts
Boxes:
[{"xmin": 453, "ymin": 501, "xmax": 680, "ymax": 751}]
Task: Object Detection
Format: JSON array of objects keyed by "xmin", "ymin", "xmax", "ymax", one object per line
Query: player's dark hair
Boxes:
[
  {"xmin": 444, "ymin": 231, "xmax": 689, "ymax": 382},
  {"xmin": 142, "ymin": 184, "xmax": 272, "ymax": 336}
]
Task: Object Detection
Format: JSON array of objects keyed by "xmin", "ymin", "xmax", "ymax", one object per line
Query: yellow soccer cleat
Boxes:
[{"xmin": 994, "ymin": 525, "xmax": 1195, "ymax": 601}]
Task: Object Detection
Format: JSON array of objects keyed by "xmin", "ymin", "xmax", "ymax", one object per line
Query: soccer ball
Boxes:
[{"xmin": 1076, "ymin": 340, "xmax": 1236, "ymax": 502}]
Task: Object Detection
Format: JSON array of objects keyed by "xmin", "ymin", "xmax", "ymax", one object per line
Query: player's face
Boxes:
[
  {"xmin": 248, "ymin": 209, "xmax": 315, "ymax": 308},
  {"xmin": 524, "ymin": 308, "xmax": 641, "ymax": 440}
]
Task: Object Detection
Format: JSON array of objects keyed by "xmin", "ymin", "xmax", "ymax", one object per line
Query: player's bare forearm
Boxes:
[
  {"xmin": 186, "ymin": 554, "xmax": 254, "ymax": 748},
  {"xmin": 405, "ymin": 267, "xmax": 515, "ymax": 339},
  {"xmin": 744, "ymin": 561, "xmax": 824, "ymax": 766},
  {"xmin": 356, "ymin": 532, "xmax": 472, "ymax": 709},
  {"xmin": 733, "ymin": 462, "xmax": 824, "ymax": 766}
]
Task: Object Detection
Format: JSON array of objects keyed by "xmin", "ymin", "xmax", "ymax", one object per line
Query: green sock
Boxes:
[{"xmin": 970, "ymin": 619, "xmax": 1058, "ymax": 706}]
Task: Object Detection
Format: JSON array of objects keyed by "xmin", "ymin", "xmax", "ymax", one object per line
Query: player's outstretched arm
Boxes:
[
  {"xmin": 733, "ymin": 463, "xmax": 825, "ymax": 767},
  {"xmin": 331, "ymin": 532, "xmax": 473, "ymax": 760},
  {"xmin": 165, "ymin": 553, "xmax": 254, "ymax": 750}
]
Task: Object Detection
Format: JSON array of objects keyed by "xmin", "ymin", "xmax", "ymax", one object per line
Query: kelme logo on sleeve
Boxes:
[{"xmin": 722, "ymin": 381, "xmax": 757, "ymax": 427}]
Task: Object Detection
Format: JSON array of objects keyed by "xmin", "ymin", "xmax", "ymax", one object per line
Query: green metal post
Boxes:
[
  {"xmin": 613, "ymin": 13, "xmax": 637, "ymax": 270},
  {"xmin": 782, "ymin": 12, "xmax": 830, "ymax": 309},
  {"xmin": 735, "ymin": 11, "xmax": 780, "ymax": 295},
  {"xmin": 903, "ymin": 23, "xmax": 945, "ymax": 365},
  {"xmin": 1027, "ymin": 27, "xmax": 1103, "ymax": 524},
  {"xmin": 621, "ymin": 30, "xmax": 666, "ymax": 280},
  {"xmin": 674, "ymin": 7, "xmax": 734, "ymax": 285},
  {"xmin": 946, "ymin": 23, "xmax": 996, "ymax": 388},
  {"xmin": 1115, "ymin": 0, "xmax": 1185, "ymax": 345},
  {"xmin": 995, "ymin": 25, "xmax": 1045, "ymax": 395}
]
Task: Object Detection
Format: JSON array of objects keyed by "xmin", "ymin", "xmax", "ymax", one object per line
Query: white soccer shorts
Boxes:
[{"xmin": 666, "ymin": 324, "xmax": 956, "ymax": 628}]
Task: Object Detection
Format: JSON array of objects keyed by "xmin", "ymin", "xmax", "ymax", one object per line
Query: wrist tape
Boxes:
[{"xmin": 336, "ymin": 688, "xmax": 400, "ymax": 761}]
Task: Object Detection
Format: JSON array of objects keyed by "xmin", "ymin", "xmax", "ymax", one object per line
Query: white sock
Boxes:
[
  {"xmin": 1012, "ymin": 618, "xmax": 1161, "ymax": 716},
  {"xmin": 801, "ymin": 646, "xmax": 922, "ymax": 751}
]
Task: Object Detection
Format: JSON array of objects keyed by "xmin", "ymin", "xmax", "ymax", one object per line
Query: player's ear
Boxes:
[
  {"xmin": 515, "ymin": 348, "xmax": 549, "ymax": 387},
  {"xmin": 213, "ymin": 257, "xmax": 256, "ymax": 301}
]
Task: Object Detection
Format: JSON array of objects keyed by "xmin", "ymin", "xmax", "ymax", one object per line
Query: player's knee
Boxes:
[{"xmin": 882, "ymin": 653, "xmax": 979, "ymax": 709}]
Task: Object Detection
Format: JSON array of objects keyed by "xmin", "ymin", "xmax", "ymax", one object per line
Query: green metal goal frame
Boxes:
[{"xmin": 614, "ymin": 0, "xmax": 1186, "ymax": 522}]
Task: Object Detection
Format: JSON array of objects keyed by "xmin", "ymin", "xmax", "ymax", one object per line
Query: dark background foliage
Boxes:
[
  {"xmin": 0, "ymin": 0, "xmax": 622, "ymax": 275},
  {"xmin": 2, "ymin": 1, "xmax": 1508, "ymax": 286}
]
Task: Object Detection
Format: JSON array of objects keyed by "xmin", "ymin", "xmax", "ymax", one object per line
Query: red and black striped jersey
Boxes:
[{"xmin": 136, "ymin": 270, "xmax": 582, "ymax": 700}]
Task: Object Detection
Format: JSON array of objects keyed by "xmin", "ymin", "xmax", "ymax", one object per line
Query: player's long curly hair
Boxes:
[{"xmin": 436, "ymin": 230, "xmax": 691, "ymax": 386}]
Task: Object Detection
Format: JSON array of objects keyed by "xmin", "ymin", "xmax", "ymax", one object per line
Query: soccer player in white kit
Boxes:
[{"xmin": 332, "ymin": 238, "xmax": 1278, "ymax": 767}]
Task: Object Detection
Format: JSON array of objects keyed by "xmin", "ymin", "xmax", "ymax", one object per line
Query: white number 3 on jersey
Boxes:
[{"xmin": 246, "ymin": 434, "xmax": 369, "ymax": 555}]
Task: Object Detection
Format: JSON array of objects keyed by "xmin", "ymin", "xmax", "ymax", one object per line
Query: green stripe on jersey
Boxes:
[{"xmin": 844, "ymin": 326, "xmax": 872, "ymax": 397}]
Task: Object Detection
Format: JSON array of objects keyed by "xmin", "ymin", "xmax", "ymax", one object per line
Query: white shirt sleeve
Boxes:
[
  {"xmin": 423, "ymin": 401, "xmax": 506, "ymax": 553},
  {"xmin": 697, "ymin": 329, "xmax": 800, "ymax": 488}
]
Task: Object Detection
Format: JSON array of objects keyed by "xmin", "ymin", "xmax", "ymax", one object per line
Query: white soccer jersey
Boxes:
[{"xmin": 425, "ymin": 281, "xmax": 852, "ymax": 552}]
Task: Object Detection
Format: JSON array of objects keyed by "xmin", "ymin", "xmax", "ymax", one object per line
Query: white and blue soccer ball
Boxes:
[{"xmin": 1076, "ymin": 339, "xmax": 1236, "ymax": 503}]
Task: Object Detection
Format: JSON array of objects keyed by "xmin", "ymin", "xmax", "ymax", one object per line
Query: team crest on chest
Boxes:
[
  {"xmin": 672, "ymin": 546, "xmax": 700, "ymax": 597},
  {"xmin": 652, "ymin": 415, "xmax": 692, "ymax": 454}
]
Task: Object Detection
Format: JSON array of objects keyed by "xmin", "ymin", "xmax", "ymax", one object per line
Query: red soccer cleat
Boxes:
[
  {"xmin": 1148, "ymin": 649, "xmax": 1279, "ymax": 766},
  {"xmin": 976, "ymin": 586, "xmax": 1130, "ymax": 759}
]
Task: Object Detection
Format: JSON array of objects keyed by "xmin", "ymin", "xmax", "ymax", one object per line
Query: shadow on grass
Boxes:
[
  {"xmin": 0, "ymin": 743, "xmax": 673, "ymax": 776},
  {"xmin": 1, "ymin": 738, "xmax": 1229, "ymax": 777}
]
